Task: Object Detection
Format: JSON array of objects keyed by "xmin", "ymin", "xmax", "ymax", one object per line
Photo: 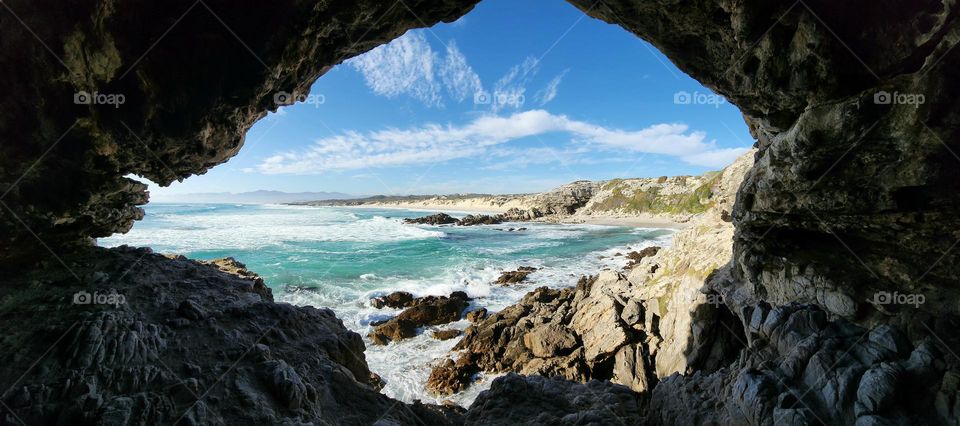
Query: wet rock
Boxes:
[
  {"xmin": 427, "ymin": 354, "xmax": 480, "ymax": 396},
  {"xmin": 458, "ymin": 214, "xmax": 502, "ymax": 226},
  {"xmin": 495, "ymin": 266, "xmax": 538, "ymax": 285},
  {"xmin": 404, "ymin": 213, "xmax": 458, "ymax": 225},
  {"xmin": 369, "ymin": 319, "xmax": 417, "ymax": 345},
  {"xmin": 625, "ymin": 246, "xmax": 661, "ymax": 269},
  {"xmin": 433, "ymin": 329, "xmax": 462, "ymax": 341},
  {"xmin": 370, "ymin": 291, "xmax": 416, "ymax": 309},
  {"xmin": 369, "ymin": 295, "xmax": 469, "ymax": 345},
  {"xmin": 465, "ymin": 308, "xmax": 488, "ymax": 323}
]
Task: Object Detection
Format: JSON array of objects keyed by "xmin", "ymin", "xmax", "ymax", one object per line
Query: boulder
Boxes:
[
  {"xmin": 495, "ymin": 266, "xmax": 538, "ymax": 285},
  {"xmin": 403, "ymin": 213, "xmax": 458, "ymax": 225},
  {"xmin": 370, "ymin": 291, "xmax": 416, "ymax": 309},
  {"xmin": 465, "ymin": 308, "xmax": 488, "ymax": 323},
  {"xmin": 625, "ymin": 246, "xmax": 661, "ymax": 269},
  {"xmin": 427, "ymin": 354, "xmax": 480, "ymax": 396},
  {"xmin": 464, "ymin": 374, "xmax": 644, "ymax": 425},
  {"xmin": 523, "ymin": 324, "xmax": 579, "ymax": 358},
  {"xmin": 433, "ymin": 329, "xmax": 462, "ymax": 341},
  {"xmin": 458, "ymin": 214, "xmax": 502, "ymax": 226},
  {"xmin": 368, "ymin": 294, "xmax": 469, "ymax": 345}
]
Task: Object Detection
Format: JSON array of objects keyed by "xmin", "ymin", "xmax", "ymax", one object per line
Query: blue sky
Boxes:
[{"xmin": 148, "ymin": 0, "xmax": 752, "ymax": 200}]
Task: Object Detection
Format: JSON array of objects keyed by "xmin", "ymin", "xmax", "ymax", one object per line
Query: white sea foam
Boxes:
[{"xmin": 101, "ymin": 208, "xmax": 444, "ymax": 252}]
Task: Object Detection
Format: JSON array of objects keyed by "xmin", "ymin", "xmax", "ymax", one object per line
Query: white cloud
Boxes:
[
  {"xmin": 346, "ymin": 32, "xmax": 567, "ymax": 113},
  {"xmin": 439, "ymin": 41, "xmax": 483, "ymax": 103},
  {"xmin": 535, "ymin": 70, "xmax": 568, "ymax": 105},
  {"xmin": 680, "ymin": 147, "xmax": 751, "ymax": 168},
  {"xmin": 254, "ymin": 110, "xmax": 743, "ymax": 174},
  {"xmin": 346, "ymin": 32, "xmax": 443, "ymax": 107},
  {"xmin": 491, "ymin": 57, "xmax": 539, "ymax": 112}
]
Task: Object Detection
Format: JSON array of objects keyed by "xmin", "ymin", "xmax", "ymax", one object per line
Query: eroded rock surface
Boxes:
[
  {"xmin": 464, "ymin": 373, "xmax": 644, "ymax": 425},
  {"xmin": 369, "ymin": 292, "xmax": 470, "ymax": 345},
  {"xmin": 494, "ymin": 266, "xmax": 538, "ymax": 285},
  {"xmin": 0, "ymin": 246, "xmax": 459, "ymax": 425},
  {"xmin": 428, "ymin": 272, "xmax": 657, "ymax": 395}
]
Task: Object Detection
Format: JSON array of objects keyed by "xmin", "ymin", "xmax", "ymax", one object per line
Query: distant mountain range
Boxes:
[{"xmin": 151, "ymin": 190, "xmax": 356, "ymax": 204}]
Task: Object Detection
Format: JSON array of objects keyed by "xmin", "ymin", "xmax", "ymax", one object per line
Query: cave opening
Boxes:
[
  {"xmin": 94, "ymin": 0, "xmax": 754, "ymax": 406},
  {"xmin": 3, "ymin": 0, "xmax": 958, "ymax": 424}
]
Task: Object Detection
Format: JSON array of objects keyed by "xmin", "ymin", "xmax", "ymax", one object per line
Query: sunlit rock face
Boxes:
[
  {"xmin": 0, "ymin": 0, "xmax": 479, "ymax": 263},
  {"xmin": 571, "ymin": 0, "xmax": 960, "ymax": 328}
]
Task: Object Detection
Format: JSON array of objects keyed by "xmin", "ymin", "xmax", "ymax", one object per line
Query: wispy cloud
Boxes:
[
  {"xmin": 346, "ymin": 32, "xmax": 444, "ymax": 107},
  {"xmin": 346, "ymin": 32, "xmax": 568, "ymax": 112},
  {"xmin": 439, "ymin": 41, "xmax": 483, "ymax": 103},
  {"xmin": 254, "ymin": 110, "xmax": 747, "ymax": 174},
  {"xmin": 491, "ymin": 57, "xmax": 539, "ymax": 112},
  {"xmin": 535, "ymin": 69, "xmax": 568, "ymax": 105}
]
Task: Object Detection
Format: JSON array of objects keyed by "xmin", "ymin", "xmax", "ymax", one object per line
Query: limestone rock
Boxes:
[{"xmin": 522, "ymin": 324, "xmax": 578, "ymax": 358}]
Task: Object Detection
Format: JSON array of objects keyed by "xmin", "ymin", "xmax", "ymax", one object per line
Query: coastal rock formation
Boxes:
[
  {"xmin": 433, "ymin": 329, "xmax": 462, "ymax": 341},
  {"xmin": 370, "ymin": 290, "xmax": 417, "ymax": 309},
  {"xmin": 403, "ymin": 213, "xmax": 459, "ymax": 226},
  {"xmin": 457, "ymin": 214, "xmax": 504, "ymax": 226},
  {"xmin": 368, "ymin": 292, "xmax": 470, "ymax": 345},
  {"xmin": 624, "ymin": 246, "xmax": 661, "ymax": 269},
  {"xmin": 464, "ymin": 373, "xmax": 644, "ymax": 425},
  {"xmin": 494, "ymin": 266, "xmax": 538, "ymax": 285},
  {"xmin": 649, "ymin": 303, "xmax": 951, "ymax": 425},
  {"xmin": 428, "ymin": 272, "xmax": 657, "ymax": 395},
  {"xmin": 0, "ymin": 246, "xmax": 459, "ymax": 425}
]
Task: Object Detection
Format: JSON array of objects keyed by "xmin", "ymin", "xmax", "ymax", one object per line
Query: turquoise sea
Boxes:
[{"xmin": 100, "ymin": 203, "xmax": 673, "ymax": 404}]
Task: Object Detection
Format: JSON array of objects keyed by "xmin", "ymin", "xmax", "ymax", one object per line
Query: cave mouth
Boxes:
[
  {"xmin": 94, "ymin": 0, "xmax": 753, "ymax": 405},
  {"xmin": 3, "ymin": 0, "xmax": 959, "ymax": 423}
]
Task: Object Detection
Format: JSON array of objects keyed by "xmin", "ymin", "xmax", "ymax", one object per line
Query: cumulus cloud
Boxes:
[{"xmin": 254, "ymin": 110, "xmax": 744, "ymax": 174}]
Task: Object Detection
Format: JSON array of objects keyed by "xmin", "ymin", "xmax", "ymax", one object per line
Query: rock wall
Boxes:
[
  {"xmin": 568, "ymin": 0, "xmax": 960, "ymax": 331},
  {"xmin": 0, "ymin": 247, "xmax": 460, "ymax": 425},
  {"xmin": 0, "ymin": 0, "xmax": 479, "ymax": 263}
]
